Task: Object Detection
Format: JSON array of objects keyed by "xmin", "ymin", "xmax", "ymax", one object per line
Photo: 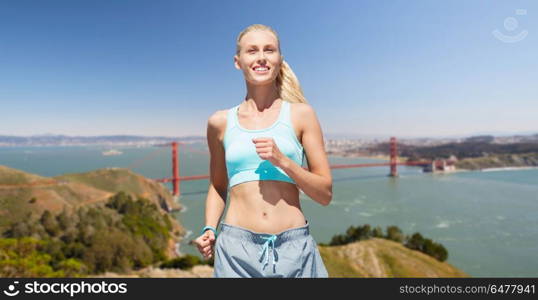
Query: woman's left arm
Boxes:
[{"xmin": 279, "ymin": 104, "xmax": 333, "ymax": 206}]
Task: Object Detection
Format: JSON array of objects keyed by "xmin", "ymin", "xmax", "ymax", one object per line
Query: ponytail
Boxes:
[{"xmin": 276, "ymin": 60, "xmax": 308, "ymax": 104}]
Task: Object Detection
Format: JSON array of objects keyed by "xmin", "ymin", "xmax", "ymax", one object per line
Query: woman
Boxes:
[{"xmin": 193, "ymin": 24, "xmax": 332, "ymax": 278}]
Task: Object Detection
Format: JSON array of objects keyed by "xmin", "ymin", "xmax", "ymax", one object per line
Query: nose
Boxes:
[{"xmin": 256, "ymin": 51, "xmax": 267, "ymax": 62}]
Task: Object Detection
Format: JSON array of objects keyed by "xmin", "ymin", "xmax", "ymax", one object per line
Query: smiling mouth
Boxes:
[{"xmin": 252, "ymin": 66, "xmax": 270, "ymax": 74}]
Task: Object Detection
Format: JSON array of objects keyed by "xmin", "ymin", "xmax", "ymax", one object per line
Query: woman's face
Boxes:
[{"xmin": 234, "ymin": 30, "xmax": 282, "ymax": 86}]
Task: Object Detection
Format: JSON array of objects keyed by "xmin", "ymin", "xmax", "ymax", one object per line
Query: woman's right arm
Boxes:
[
  {"xmin": 194, "ymin": 111, "xmax": 228, "ymax": 259},
  {"xmin": 204, "ymin": 110, "xmax": 229, "ymax": 229}
]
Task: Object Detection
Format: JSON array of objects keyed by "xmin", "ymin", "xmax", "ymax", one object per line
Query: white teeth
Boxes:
[{"xmin": 254, "ymin": 67, "xmax": 268, "ymax": 71}]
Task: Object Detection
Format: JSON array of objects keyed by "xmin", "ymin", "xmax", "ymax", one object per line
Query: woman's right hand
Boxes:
[{"xmin": 193, "ymin": 230, "xmax": 216, "ymax": 259}]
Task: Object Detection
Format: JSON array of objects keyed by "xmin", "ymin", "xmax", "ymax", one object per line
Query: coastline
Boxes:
[
  {"xmin": 478, "ymin": 166, "xmax": 538, "ymax": 172},
  {"xmin": 328, "ymin": 152, "xmax": 538, "ymax": 173}
]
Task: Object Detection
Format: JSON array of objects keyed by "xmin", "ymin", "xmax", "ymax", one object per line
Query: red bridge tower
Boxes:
[
  {"xmin": 172, "ymin": 142, "xmax": 180, "ymax": 196},
  {"xmin": 389, "ymin": 136, "xmax": 398, "ymax": 177}
]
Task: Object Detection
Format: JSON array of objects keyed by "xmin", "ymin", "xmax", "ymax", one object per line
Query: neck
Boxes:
[{"xmin": 243, "ymin": 81, "xmax": 280, "ymax": 111}]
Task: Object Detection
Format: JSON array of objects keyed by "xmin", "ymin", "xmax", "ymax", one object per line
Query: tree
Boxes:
[
  {"xmin": 405, "ymin": 232, "xmax": 425, "ymax": 251},
  {"xmin": 0, "ymin": 237, "xmax": 62, "ymax": 277},
  {"xmin": 40, "ymin": 210, "xmax": 60, "ymax": 237},
  {"xmin": 385, "ymin": 225, "xmax": 404, "ymax": 243},
  {"xmin": 372, "ymin": 226, "xmax": 384, "ymax": 238}
]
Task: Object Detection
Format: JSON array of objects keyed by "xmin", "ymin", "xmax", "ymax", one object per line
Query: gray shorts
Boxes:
[{"xmin": 213, "ymin": 220, "xmax": 328, "ymax": 278}]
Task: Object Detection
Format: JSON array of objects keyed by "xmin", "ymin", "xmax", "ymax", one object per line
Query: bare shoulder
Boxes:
[
  {"xmin": 207, "ymin": 109, "xmax": 229, "ymax": 141},
  {"xmin": 290, "ymin": 102, "xmax": 316, "ymax": 115},
  {"xmin": 207, "ymin": 109, "xmax": 228, "ymax": 128},
  {"xmin": 290, "ymin": 102, "xmax": 319, "ymax": 127}
]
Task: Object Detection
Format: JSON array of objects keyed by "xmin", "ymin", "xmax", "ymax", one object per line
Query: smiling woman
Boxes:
[{"xmin": 193, "ymin": 24, "xmax": 333, "ymax": 278}]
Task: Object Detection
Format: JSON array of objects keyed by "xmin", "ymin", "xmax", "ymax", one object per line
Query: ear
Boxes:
[{"xmin": 233, "ymin": 55, "xmax": 241, "ymax": 70}]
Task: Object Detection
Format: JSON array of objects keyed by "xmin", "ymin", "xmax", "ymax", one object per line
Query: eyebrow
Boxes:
[{"xmin": 245, "ymin": 44, "xmax": 277, "ymax": 48}]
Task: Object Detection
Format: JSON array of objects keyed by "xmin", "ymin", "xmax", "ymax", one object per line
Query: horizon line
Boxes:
[{"xmin": 1, "ymin": 131, "xmax": 537, "ymax": 140}]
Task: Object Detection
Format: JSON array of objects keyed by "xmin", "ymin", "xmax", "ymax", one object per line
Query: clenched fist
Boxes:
[
  {"xmin": 252, "ymin": 137, "xmax": 288, "ymax": 168},
  {"xmin": 193, "ymin": 230, "xmax": 216, "ymax": 259}
]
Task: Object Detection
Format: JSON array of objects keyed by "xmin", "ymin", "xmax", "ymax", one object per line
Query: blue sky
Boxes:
[{"xmin": 1, "ymin": 0, "xmax": 536, "ymax": 138}]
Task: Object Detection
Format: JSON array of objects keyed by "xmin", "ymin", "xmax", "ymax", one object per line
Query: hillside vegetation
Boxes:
[
  {"xmin": 455, "ymin": 153, "xmax": 538, "ymax": 170},
  {"xmin": 1, "ymin": 192, "xmax": 183, "ymax": 277},
  {"xmin": 319, "ymin": 238, "xmax": 468, "ymax": 277},
  {"xmin": 0, "ymin": 165, "xmax": 186, "ymax": 277},
  {"xmin": 0, "ymin": 166, "xmax": 182, "ymax": 232}
]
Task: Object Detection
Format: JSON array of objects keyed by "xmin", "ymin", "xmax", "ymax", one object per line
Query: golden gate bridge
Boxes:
[{"xmin": 135, "ymin": 137, "xmax": 454, "ymax": 197}]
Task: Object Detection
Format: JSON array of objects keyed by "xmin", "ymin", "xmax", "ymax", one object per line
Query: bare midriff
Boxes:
[{"xmin": 224, "ymin": 180, "xmax": 307, "ymax": 234}]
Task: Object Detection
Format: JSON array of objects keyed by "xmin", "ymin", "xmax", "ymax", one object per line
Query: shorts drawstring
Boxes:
[{"xmin": 258, "ymin": 234, "xmax": 278, "ymax": 270}]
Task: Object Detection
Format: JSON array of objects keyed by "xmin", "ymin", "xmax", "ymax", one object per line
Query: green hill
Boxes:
[
  {"xmin": 0, "ymin": 165, "xmax": 185, "ymax": 259},
  {"xmin": 0, "ymin": 165, "xmax": 49, "ymax": 185},
  {"xmin": 455, "ymin": 153, "xmax": 538, "ymax": 170},
  {"xmin": 319, "ymin": 238, "xmax": 468, "ymax": 277},
  {"xmin": 55, "ymin": 167, "xmax": 181, "ymax": 212}
]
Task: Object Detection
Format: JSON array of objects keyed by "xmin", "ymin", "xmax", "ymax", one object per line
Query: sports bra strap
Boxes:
[{"xmin": 279, "ymin": 100, "xmax": 291, "ymax": 126}]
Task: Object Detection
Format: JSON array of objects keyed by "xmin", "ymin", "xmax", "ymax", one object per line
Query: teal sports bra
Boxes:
[{"xmin": 223, "ymin": 100, "xmax": 305, "ymax": 189}]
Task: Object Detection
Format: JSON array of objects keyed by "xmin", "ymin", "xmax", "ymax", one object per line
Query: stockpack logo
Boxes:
[
  {"xmin": 2, "ymin": 280, "xmax": 128, "ymax": 297},
  {"xmin": 3, "ymin": 281, "xmax": 21, "ymax": 296}
]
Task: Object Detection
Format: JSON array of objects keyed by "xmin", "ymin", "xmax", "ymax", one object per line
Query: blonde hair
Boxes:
[{"xmin": 236, "ymin": 24, "xmax": 308, "ymax": 104}]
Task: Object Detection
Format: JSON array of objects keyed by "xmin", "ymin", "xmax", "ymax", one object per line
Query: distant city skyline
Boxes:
[
  {"xmin": 2, "ymin": 130, "xmax": 537, "ymax": 141},
  {"xmin": 1, "ymin": 1, "xmax": 536, "ymax": 138}
]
